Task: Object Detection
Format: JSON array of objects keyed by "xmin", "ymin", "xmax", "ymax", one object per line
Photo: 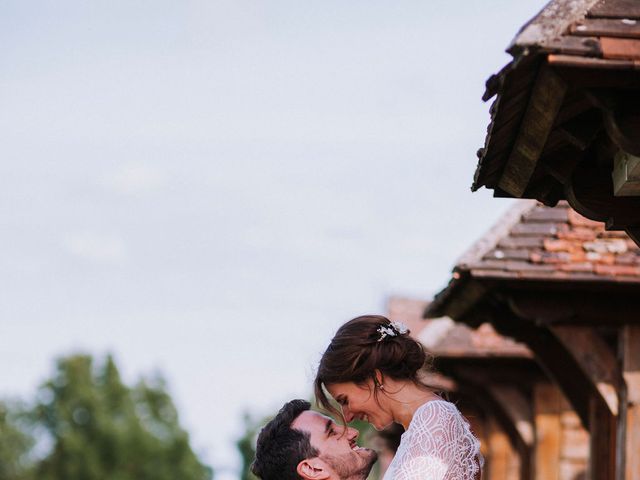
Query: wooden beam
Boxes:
[
  {"xmin": 613, "ymin": 151, "xmax": 640, "ymax": 196},
  {"xmin": 565, "ymin": 158, "xmax": 640, "ymax": 240},
  {"xmin": 550, "ymin": 326, "xmax": 621, "ymax": 417},
  {"xmin": 487, "ymin": 307, "xmax": 592, "ymax": 427},
  {"xmin": 586, "ymin": 90, "xmax": 640, "ymax": 157},
  {"xmin": 508, "ymin": 291, "xmax": 640, "ymax": 326},
  {"xmin": 498, "ymin": 67, "xmax": 567, "ymax": 197},
  {"xmin": 425, "ymin": 278, "xmax": 488, "ymax": 323},
  {"xmin": 488, "ymin": 385, "xmax": 535, "ymax": 447}
]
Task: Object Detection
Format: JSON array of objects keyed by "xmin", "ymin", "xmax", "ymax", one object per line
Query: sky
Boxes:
[{"xmin": 1, "ymin": 1, "xmax": 546, "ymax": 478}]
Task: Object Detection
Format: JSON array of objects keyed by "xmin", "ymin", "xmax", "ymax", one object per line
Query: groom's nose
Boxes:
[{"xmin": 347, "ymin": 426, "xmax": 359, "ymax": 440}]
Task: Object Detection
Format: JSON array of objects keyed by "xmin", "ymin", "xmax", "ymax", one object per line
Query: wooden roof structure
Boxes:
[
  {"xmin": 474, "ymin": 0, "xmax": 640, "ymax": 245},
  {"xmin": 425, "ymin": 201, "xmax": 640, "ymax": 479}
]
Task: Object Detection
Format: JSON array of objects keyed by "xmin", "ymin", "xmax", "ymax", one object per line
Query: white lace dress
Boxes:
[{"xmin": 383, "ymin": 400, "xmax": 482, "ymax": 480}]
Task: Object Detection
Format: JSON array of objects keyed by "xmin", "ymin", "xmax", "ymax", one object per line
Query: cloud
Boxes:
[
  {"xmin": 63, "ymin": 231, "xmax": 127, "ymax": 264},
  {"xmin": 102, "ymin": 164, "xmax": 168, "ymax": 195}
]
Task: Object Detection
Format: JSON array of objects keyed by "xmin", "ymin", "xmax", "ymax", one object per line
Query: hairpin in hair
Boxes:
[{"xmin": 376, "ymin": 321, "xmax": 409, "ymax": 342}]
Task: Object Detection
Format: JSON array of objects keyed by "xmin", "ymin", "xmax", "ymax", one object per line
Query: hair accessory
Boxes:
[{"xmin": 376, "ymin": 321, "xmax": 409, "ymax": 342}]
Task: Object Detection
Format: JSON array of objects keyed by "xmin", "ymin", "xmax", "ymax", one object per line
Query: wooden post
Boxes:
[
  {"xmin": 589, "ymin": 396, "xmax": 617, "ymax": 480},
  {"xmin": 534, "ymin": 383, "xmax": 562, "ymax": 480},
  {"xmin": 486, "ymin": 415, "xmax": 520, "ymax": 480},
  {"xmin": 618, "ymin": 325, "xmax": 640, "ymax": 480},
  {"xmin": 559, "ymin": 408, "xmax": 589, "ymax": 480},
  {"xmin": 487, "ymin": 385, "xmax": 534, "ymax": 480},
  {"xmin": 534, "ymin": 382, "xmax": 589, "ymax": 480}
]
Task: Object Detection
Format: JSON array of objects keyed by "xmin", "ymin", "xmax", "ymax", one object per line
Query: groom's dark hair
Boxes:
[{"xmin": 251, "ymin": 399, "xmax": 319, "ymax": 480}]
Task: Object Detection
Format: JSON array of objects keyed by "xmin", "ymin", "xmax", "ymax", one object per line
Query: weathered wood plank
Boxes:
[
  {"xmin": 540, "ymin": 35, "xmax": 602, "ymax": 55},
  {"xmin": 498, "ymin": 67, "xmax": 567, "ymax": 197},
  {"xmin": 572, "ymin": 18, "xmax": 640, "ymax": 38},
  {"xmin": 588, "ymin": 0, "xmax": 640, "ymax": 19}
]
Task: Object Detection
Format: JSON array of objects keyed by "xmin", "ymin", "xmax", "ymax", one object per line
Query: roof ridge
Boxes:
[{"xmin": 509, "ymin": 0, "xmax": 601, "ymax": 55}]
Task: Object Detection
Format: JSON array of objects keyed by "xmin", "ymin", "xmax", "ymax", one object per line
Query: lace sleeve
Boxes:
[{"xmin": 389, "ymin": 401, "xmax": 481, "ymax": 480}]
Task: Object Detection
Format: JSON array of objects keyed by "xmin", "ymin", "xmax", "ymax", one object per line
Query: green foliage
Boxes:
[
  {"xmin": 0, "ymin": 354, "xmax": 212, "ymax": 480},
  {"xmin": 236, "ymin": 412, "xmax": 264, "ymax": 480},
  {"xmin": 0, "ymin": 401, "xmax": 34, "ymax": 480}
]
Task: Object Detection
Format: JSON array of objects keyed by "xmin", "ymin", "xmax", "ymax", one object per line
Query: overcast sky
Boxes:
[{"xmin": 2, "ymin": 1, "xmax": 546, "ymax": 478}]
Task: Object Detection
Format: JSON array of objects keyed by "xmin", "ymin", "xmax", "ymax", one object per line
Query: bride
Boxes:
[{"xmin": 314, "ymin": 315, "xmax": 482, "ymax": 479}]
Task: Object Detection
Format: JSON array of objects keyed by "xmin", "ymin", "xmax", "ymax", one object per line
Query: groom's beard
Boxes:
[{"xmin": 320, "ymin": 448, "xmax": 378, "ymax": 479}]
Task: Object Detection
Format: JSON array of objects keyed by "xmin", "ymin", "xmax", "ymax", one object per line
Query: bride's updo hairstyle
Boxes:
[{"xmin": 314, "ymin": 315, "xmax": 433, "ymax": 422}]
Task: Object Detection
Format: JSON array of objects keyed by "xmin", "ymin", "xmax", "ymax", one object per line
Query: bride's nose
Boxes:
[{"xmin": 342, "ymin": 405, "xmax": 355, "ymax": 422}]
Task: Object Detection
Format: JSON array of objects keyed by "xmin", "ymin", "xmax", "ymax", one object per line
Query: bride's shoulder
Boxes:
[{"xmin": 411, "ymin": 399, "xmax": 463, "ymax": 427}]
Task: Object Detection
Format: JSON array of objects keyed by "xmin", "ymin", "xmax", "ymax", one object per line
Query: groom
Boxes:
[{"xmin": 251, "ymin": 399, "xmax": 378, "ymax": 480}]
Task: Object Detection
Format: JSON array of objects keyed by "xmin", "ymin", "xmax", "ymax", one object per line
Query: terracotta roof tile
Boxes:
[
  {"xmin": 556, "ymin": 227, "xmax": 598, "ymax": 241},
  {"xmin": 455, "ymin": 201, "xmax": 640, "ymax": 283}
]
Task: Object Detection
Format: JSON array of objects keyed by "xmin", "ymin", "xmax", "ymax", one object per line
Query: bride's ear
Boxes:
[
  {"xmin": 374, "ymin": 369, "xmax": 384, "ymax": 387},
  {"xmin": 297, "ymin": 458, "xmax": 331, "ymax": 479}
]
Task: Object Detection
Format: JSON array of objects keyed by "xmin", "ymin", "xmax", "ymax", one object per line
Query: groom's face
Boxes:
[{"xmin": 292, "ymin": 410, "xmax": 377, "ymax": 479}]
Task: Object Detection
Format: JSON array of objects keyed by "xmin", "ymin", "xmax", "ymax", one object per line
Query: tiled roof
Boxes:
[
  {"xmin": 387, "ymin": 297, "xmax": 532, "ymax": 359},
  {"xmin": 513, "ymin": 0, "xmax": 640, "ymax": 66},
  {"xmin": 458, "ymin": 201, "xmax": 640, "ymax": 282},
  {"xmin": 474, "ymin": 0, "xmax": 640, "ymax": 193}
]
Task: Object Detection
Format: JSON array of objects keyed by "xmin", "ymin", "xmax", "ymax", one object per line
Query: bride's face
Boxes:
[{"xmin": 326, "ymin": 381, "xmax": 394, "ymax": 431}]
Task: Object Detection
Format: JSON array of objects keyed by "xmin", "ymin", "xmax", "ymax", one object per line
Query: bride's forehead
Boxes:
[{"xmin": 327, "ymin": 381, "xmax": 367, "ymax": 396}]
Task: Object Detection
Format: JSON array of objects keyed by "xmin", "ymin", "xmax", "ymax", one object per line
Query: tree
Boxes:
[
  {"xmin": 236, "ymin": 412, "xmax": 264, "ymax": 480},
  {"xmin": 29, "ymin": 354, "xmax": 212, "ymax": 480},
  {"xmin": 0, "ymin": 401, "xmax": 34, "ymax": 480}
]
